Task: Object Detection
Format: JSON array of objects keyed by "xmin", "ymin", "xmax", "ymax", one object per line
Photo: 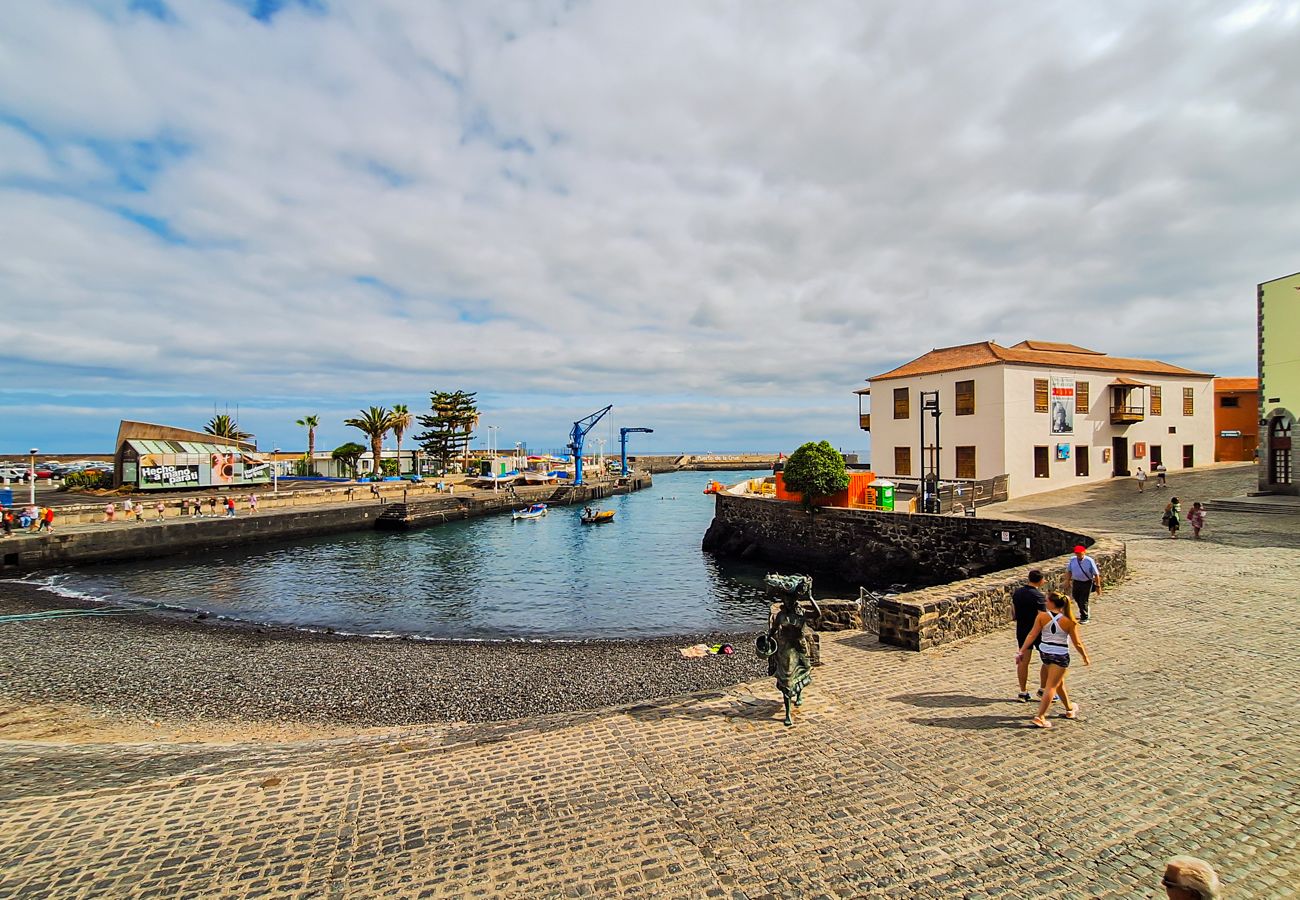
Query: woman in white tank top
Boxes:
[{"xmin": 1016, "ymin": 591, "xmax": 1092, "ymax": 728}]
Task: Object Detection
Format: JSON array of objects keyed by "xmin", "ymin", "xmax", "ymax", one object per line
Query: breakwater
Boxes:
[{"xmin": 1, "ymin": 476, "xmax": 650, "ymax": 573}]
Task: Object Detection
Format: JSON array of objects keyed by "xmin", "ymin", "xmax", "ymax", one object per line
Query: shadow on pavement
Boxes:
[
  {"xmin": 835, "ymin": 633, "xmax": 907, "ymax": 653},
  {"xmin": 890, "ymin": 692, "xmax": 1005, "ymax": 708},
  {"xmin": 906, "ymin": 714, "xmax": 1029, "ymax": 730}
]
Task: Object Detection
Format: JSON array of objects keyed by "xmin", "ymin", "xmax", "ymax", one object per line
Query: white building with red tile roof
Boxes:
[{"xmin": 857, "ymin": 340, "xmax": 1215, "ymax": 499}]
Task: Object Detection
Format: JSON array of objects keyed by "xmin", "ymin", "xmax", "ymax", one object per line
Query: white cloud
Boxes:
[{"xmin": 1, "ymin": 0, "xmax": 1296, "ymax": 455}]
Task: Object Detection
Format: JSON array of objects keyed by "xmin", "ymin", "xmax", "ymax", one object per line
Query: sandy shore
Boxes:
[{"xmin": 0, "ymin": 581, "xmax": 766, "ymax": 743}]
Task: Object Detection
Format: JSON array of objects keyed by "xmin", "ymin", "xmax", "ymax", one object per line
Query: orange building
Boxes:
[{"xmin": 1213, "ymin": 377, "xmax": 1259, "ymax": 462}]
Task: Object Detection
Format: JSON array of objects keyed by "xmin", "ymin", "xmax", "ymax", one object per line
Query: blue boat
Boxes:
[{"xmin": 512, "ymin": 503, "xmax": 548, "ymax": 521}]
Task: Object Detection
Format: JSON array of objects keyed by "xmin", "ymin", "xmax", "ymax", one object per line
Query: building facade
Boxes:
[
  {"xmin": 1259, "ymin": 271, "xmax": 1299, "ymax": 494},
  {"xmin": 860, "ymin": 341, "xmax": 1215, "ymax": 499},
  {"xmin": 1213, "ymin": 377, "xmax": 1260, "ymax": 462}
]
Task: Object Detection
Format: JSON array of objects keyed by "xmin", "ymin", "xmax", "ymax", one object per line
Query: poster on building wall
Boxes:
[
  {"xmin": 1050, "ymin": 376, "xmax": 1075, "ymax": 435},
  {"xmin": 140, "ymin": 462, "xmax": 202, "ymax": 487}
]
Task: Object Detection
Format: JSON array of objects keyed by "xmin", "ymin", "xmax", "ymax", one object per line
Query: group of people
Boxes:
[
  {"xmin": 1136, "ymin": 467, "xmax": 1208, "ymax": 539},
  {"xmin": 1012, "ymin": 546, "xmax": 1097, "ymax": 729},
  {"xmin": 1, "ymin": 504, "xmax": 55, "ymax": 535},
  {"xmin": 102, "ymin": 494, "xmax": 257, "ymax": 523}
]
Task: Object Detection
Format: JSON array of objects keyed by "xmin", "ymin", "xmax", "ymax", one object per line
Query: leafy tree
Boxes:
[
  {"xmin": 390, "ymin": 404, "xmax": 413, "ymax": 474},
  {"xmin": 781, "ymin": 440, "xmax": 849, "ymax": 510},
  {"xmin": 415, "ymin": 390, "xmax": 478, "ymax": 472},
  {"xmin": 204, "ymin": 413, "xmax": 251, "ymax": 442},
  {"xmin": 331, "ymin": 441, "xmax": 366, "ymax": 478},
  {"xmin": 295, "ymin": 414, "xmax": 319, "ymax": 466},
  {"xmin": 344, "ymin": 406, "xmax": 394, "ymax": 475}
]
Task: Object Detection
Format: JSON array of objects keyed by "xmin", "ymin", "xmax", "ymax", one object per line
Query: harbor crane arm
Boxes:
[
  {"xmin": 568, "ymin": 405, "xmax": 613, "ymax": 485},
  {"xmin": 619, "ymin": 427, "xmax": 654, "ymax": 476}
]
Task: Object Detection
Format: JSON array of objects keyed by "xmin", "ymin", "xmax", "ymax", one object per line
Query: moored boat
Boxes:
[{"xmin": 512, "ymin": 503, "xmax": 548, "ymax": 521}]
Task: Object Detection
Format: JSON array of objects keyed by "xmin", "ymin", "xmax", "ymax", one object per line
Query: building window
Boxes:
[
  {"xmin": 955, "ymin": 446, "xmax": 976, "ymax": 479},
  {"xmin": 894, "ymin": 446, "xmax": 911, "ymax": 476},
  {"xmin": 1076, "ymin": 447, "xmax": 1089, "ymax": 476},
  {"xmin": 1034, "ymin": 379, "xmax": 1049, "ymax": 413},
  {"xmin": 1033, "ymin": 446, "xmax": 1050, "ymax": 478},
  {"xmin": 1151, "ymin": 386, "xmax": 1162, "ymax": 416},
  {"xmin": 893, "ymin": 388, "xmax": 910, "ymax": 419},
  {"xmin": 1183, "ymin": 387, "xmax": 1195, "ymax": 416},
  {"xmin": 955, "ymin": 380, "xmax": 975, "ymax": 416},
  {"xmin": 1076, "ymin": 382, "xmax": 1089, "ymax": 415},
  {"xmin": 1220, "ymin": 396, "xmax": 1239, "ymax": 408}
]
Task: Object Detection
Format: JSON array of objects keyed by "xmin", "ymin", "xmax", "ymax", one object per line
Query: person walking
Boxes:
[
  {"xmin": 2, "ymin": 508, "xmax": 12, "ymax": 536},
  {"xmin": 134, "ymin": 501, "xmax": 144, "ymax": 523},
  {"xmin": 155, "ymin": 500, "xmax": 165, "ymax": 522},
  {"xmin": 1135, "ymin": 466, "xmax": 1148, "ymax": 492},
  {"xmin": 123, "ymin": 498, "xmax": 134, "ymax": 519},
  {"xmin": 248, "ymin": 493, "xmax": 258, "ymax": 513},
  {"xmin": 1187, "ymin": 501, "xmax": 1206, "ymax": 540},
  {"xmin": 1156, "ymin": 463, "xmax": 1167, "ymax": 488},
  {"xmin": 41, "ymin": 506, "xmax": 54, "ymax": 533},
  {"xmin": 225, "ymin": 496, "xmax": 236, "ymax": 518},
  {"xmin": 1016, "ymin": 591, "xmax": 1091, "ymax": 728},
  {"xmin": 104, "ymin": 502, "xmax": 115, "ymax": 523},
  {"xmin": 1067, "ymin": 545, "xmax": 1101, "ymax": 623},
  {"xmin": 180, "ymin": 498, "xmax": 190, "ymax": 518},
  {"xmin": 1013, "ymin": 569, "xmax": 1048, "ymax": 702},
  {"xmin": 208, "ymin": 496, "xmax": 217, "ymax": 517},
  {"xmin": 1163, "ymin": 497, "xmax": 1182, "ymax": 539}
]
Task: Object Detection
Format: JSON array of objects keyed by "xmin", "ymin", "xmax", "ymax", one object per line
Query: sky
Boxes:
[{"xmin": 2, "ymin": 0, "xmax": 1297, "ymax": 458}]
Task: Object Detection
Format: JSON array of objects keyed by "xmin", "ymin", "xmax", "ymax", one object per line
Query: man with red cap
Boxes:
[{"xmin": 1067, "ymin": 544, "xmax": 1101, "ymax": 622}]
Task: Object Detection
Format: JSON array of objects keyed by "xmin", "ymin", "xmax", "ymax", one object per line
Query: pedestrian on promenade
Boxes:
[
  {"xmin": 1187, "ymin": 502, "xmax": 1206, "ymax": 540},
  {"xmin": 1162, "ymin": 856, "xmax": 1221, "ymax": 899},
  {"xmin": 155, "ymin": 500, "xmax": 165, "ymax": 522},
  {"xmin": 1163, "ymin": 497, "xmax": 1182, "ymax": 539},
  {"xmin": 1016, "ymin": 591, "xmax": 1090, "ymax": 728},
  {"xmin": 248, "ymin": 493, "xmax": 258, "ymax": 513},
  {"xmin": 2, "ymin": 508, "xmax": 12, "ymax": 536},
  {"xmin": 225, "ymin": 496, "xmax": 236, "ymax": 518},
  {"xmin": 1136, "ymin": 466, "xmax": 1147, "ymax": 492},
  {"xmin": 180, "ymin": 498, "xmax": 190, "ymax": 518},
  {"xmin": 123, "ymin": 498, "xmax": 134, "ymax": 519},
  {"xmin": 1067, "ymin": 545, "xmax": 1101, "ymax": 623},
  {"xmin": 104, "ymin": 502, "xmax": 115, "ymax": 523},
  {"xmin": 208, "ymin": 496, "xmax": 217, "ymax": 517},
  {"xmin": 1156, "ymin": 463, "xmax": 1167, "ymax": 488},
  {"xmin": 41, "ymin": 507, "xmax": 54, "ymax": 533},
  {"xmin": 346, "ymin": 486, "xmax": 356, "ymax": 501},
  {"xmin": 1013, "ymin": 569, "xmax": 1048, "ymax": 702},
  {"xmin": 23, "ymin": 505, "xmax": 38, "ymax": 531},
  {"xmin": 134, "ymin": 502, "xmax": 144, "ymax": 523}
]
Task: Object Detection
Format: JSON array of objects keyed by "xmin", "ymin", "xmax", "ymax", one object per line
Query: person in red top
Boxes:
[{"xmin": 41, "ymin": 507, "xmax": 54, "ymax": 533}]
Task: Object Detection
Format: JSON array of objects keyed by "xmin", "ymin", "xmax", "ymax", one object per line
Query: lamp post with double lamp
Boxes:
[{"xmin": 28, "ymin": 448, "xmax": 38, "ymax": 506}]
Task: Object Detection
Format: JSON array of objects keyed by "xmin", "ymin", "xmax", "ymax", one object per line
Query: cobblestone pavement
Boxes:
[{"xmin": 1, "ymin": 465, "xmax": 1296, "ymax": 898}]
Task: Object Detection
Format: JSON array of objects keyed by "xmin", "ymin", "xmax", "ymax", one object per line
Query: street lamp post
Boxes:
[
  {"xmin": 487, "ymin": 425, "xmax": 499, "ymax": 492},
  {"xmin": 272, "ymin": 447, "xmax": 280, "ymax": 494},
  {"xmin": 28, "ymin": 448, "xmax": 38, "ymax": 506}
]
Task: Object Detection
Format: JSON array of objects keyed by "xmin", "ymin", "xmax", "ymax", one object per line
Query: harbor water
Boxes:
[{"xmin": 26, "ymin": 470, "xmax": 793, "ymax": 640}]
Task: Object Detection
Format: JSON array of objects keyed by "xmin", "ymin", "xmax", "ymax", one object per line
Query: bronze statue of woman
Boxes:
[{"xmin": 758, "ymin": 574, "xmax": 822, "ymax": 726}]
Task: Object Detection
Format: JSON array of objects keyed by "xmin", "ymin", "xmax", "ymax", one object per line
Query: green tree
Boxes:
[
  {"xmin": 344, "ymin": 406, "xmax": 394, "ymax": 475},
  {"xmin": 204, "ymin": 413, "xmax": 251, "ymax": 442},
  {"xmin": 331, "ymin": 442, "xmax": 366, "ymax": 478},
  {"xmin": 781, "ymin": 440, "xmax": 849, "ymax": 510},
  {"xmin": 414, "ymin": 390, "xmax": 478, "ymax": 472},
  {"xmin": 295, "ymin": 414, "xmax": 320, "ymax": 469},
  {"xmin": 390, "ymin": 404, "xmax": 413, "ymax": 474}
]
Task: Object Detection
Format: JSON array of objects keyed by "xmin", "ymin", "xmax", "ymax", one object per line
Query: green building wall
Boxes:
[{"xmin": 1259, "ymin": 271, "xmax": 1300, "ymax": 494}]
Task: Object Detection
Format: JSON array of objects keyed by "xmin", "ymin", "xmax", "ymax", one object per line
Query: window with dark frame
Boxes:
[
  {"xmin": 894, "ymin": 446, "xmax": 911, "ymax": 476},
  {"xmin": 1076, "ymin": 382, "xmax": 1089, "ymax": 415},
  {"xmin": 1075, "ymin": 447, "xmax": 1089, "ymax": 476},
  {"xmin": 1183, "ymin": 387, "xmax": 1194, "ymax": 416},
  {"xmin": 893, "ymin": 388, "xmax": 910, "ymax": 419},
  {"xmin": 1034, "ymin": 379, "xmax": 1049, "ymax": 413},
  {"xmin": 1151, "ymin": 386, "xmax": 1162, "ymax": 415},
  {"xmin": 1220, "ymin": 396, "xmax": 1239, "ymax": 408},
  {"xmin": 955, "ymin": 380, "xmax": 975, "ymax": 416},
  {"xmin": 955, "ymin": 446, "xmax": 976, "ymax": 479}
]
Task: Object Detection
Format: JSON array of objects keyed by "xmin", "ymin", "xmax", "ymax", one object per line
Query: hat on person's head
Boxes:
[{"xmin": 1073, "ymin": 545, "xmax": 1086, "ymax": 553}]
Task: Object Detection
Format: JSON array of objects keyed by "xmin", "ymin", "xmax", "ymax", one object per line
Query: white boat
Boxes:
[
  {"xmin": 522, "ymin": 470, "xmax": 557, "ymax": 485},
  {"xmin": 512, "ymin": 503, "xmax": 548, "ymax": 520},
  {"xmin": 472, "ymin": 471, "xmax": 521, "ymax": 487}
]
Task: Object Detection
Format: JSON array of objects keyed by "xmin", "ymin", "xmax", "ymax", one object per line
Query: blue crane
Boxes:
[
  {"xmin": 619, "ymin": 427, "xmax": 654, "ymax": 475},
  {"xmin": 567, "ymin": 405, "xmax": 612, "ymax": 485}
]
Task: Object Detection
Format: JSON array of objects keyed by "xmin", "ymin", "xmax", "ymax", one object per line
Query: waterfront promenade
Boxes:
[{"xmin": 0, "ymin": 464, "xmax": 1296, "ymax": 897}]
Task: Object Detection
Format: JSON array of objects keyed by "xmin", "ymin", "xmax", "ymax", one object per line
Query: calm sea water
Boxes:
[{"xmin": 35, "ymin": 470, "xmax": 791, "ymax": 640}]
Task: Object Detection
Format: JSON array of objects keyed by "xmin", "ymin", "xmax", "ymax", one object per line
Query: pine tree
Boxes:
[{"xmin": 415, "ymin": 390, "xmax": 479, "ymax": 472}]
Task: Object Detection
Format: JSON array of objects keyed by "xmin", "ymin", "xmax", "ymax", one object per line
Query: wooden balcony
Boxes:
[
  {"xmin": 1110, "ymin": 405, "xmax": 1145, "ymax": 425},
  {"xmin": 859, "ymin": 413, "xmax": 871, "ymax": 431}
]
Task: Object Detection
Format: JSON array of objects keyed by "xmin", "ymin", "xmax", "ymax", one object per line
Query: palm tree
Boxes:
[
  {"xmin": 296, "ymin": 414, "xmax": 320, "ymax": 468},
  {"xmin": 204, "ymin": 413, "xmax": 251, "ymax": 442},
  {"xmin": 390, "ymin": 404, "xmax": 413, "ymax": 474},
  {"xmin": 344, "ymin": 406, "xmax": 394, "ymax": 476}
]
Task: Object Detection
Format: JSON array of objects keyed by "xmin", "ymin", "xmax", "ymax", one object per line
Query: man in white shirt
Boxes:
[{"xmin": 1068, "ymin": 545, "xmax": 1102, "ymax": 623}]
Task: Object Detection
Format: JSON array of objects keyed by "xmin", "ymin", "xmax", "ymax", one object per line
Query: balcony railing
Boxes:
[
  {"xmin": 859, "ymin": 413, "xmax": 871, "ymax": 431},
  {"xmin": 1110, "ymin": 405, "xmax": 1145, "ymax": 425}
]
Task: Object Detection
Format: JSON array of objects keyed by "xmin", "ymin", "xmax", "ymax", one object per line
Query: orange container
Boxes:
[{"xmin": 775, "ymin": 471, "xmax": 875, "ymax": 507}]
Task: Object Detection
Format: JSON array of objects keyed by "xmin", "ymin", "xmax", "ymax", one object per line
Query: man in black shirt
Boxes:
[{"xmin": 1012, "ymin": 569, "xmax": 1047, "ymax": 702}]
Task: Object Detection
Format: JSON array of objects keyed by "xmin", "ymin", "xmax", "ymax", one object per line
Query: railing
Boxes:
[
  {"xmin": 886, "ymin": 475, "xmax": 1009, "ymax": 513},
  {"xmin": 859, "ymin": 413, "xmax": 871, "ymax": 431},
  {"xmin": 1110, "ymin": 405, "xmax": 1145, "ymax": 425}
]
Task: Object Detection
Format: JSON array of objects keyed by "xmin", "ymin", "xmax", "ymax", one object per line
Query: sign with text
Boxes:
[
  {"xmin": 1050, "ymin": 376, "xmax": 1075, "ymax": 435},
  {"xmin": 140, "ymin": 463, "xmax": 201, "ymax": 487}
]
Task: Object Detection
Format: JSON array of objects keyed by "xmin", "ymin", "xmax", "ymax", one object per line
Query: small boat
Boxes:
[
  {"xmin": 702, "ymin": 481, "xmax": 724, "ymax": 494},
  {"xmin": 521, "ymin": 470, "xmax": 557, "ymax": 485},
  {"xmin": 512, "ymin": 503, "xmax": 548, "ymax": 521},
  {"xmin": 580, "ymin": 508, "xmax": 615, "ymax": 525}
]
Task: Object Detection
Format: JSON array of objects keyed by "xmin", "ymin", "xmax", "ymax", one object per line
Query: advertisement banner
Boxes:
[
  {"xmin": 140, "ymin": 462, "xmax": 202, "ymax": 488},
  {"xmin": 1050, "ymin": 376, "xmax": 1075, "ymax": 435}
]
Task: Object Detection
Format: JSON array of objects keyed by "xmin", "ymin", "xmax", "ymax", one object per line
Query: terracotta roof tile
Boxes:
[
  {"xmin": 1214, "ymin": 377, "xmax": 1259, "ymax": 392},
  {"xmin": 868, "ymin": 340, "xmax": 1212, "ymax": 382},
  {"xmin": 1010, "ymin": 340, "xmax": 1103, "ymax": 355}
]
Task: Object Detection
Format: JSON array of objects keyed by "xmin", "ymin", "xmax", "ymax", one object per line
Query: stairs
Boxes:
[{"xmin": 1204, "ymin": 496, "xmax": 1300, "ymax": 516}]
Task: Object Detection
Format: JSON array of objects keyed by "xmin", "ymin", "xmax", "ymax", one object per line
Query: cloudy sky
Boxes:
[{"xmin": 2, "ymin": 0, "xmax": 1296, "ymax": 457}]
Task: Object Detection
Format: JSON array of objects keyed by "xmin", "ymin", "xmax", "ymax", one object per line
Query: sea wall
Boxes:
[{"xmin": 702, "ymin": 493, "xmax": 1125, "ymax": 650}]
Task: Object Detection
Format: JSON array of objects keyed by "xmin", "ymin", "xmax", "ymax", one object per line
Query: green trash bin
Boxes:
[{"xmin": 874, "ymin": 479, "xmax": 895, "ymax": 511}]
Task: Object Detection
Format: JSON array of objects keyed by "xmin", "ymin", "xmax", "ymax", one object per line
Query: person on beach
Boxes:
[
  {"xmin": 1163, "ymin": 497, "xmax": 1182, "ymax": 538},
  {"xmin": 1067, "ymin": 545, "xmax": 1101, "ymax": 623},
  {"xmin": 1016, "ymin": 591, "xmax": 1091, "ymax": 728},
  {"xmin": 155, "ymin": 500, "xmax": 165, "ymax": 522},
  {"xmin": 1187, "ymin": 502, "xmax": 1205, "ymax": 540},
  {"xmin": 1013, "ymin": 569, "xmax": 1048, "ymax": 701},
  {"xmin": 104, "ymin": 502, "xmax": 115, "ymax": 522},
  {"xmin": 1135, "ymin": 467, "xmax": 1147, "ymax": 492}
]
